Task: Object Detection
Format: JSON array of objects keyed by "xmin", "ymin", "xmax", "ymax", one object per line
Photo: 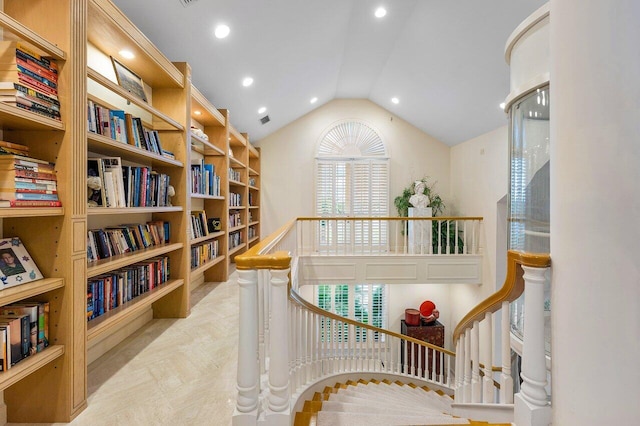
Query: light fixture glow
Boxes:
[
  {"xmin": 258, "ymin": 107, "xmax": 267, "ymax": 114},
  {"xmin": 375, "ymin": 7, "xmax": 387, "ymax": 18},
  {"xmin": 499, "ymin": 102, "xmax": 506, "ymax": 110},
  {"xmin": 310, "ymin": 97, "xmax": 318, "ymax": 104},
  {"xmin": 215, "ymin": 24, "xmax": 230, "ymax": 39},
  {"xmin": 194, "ymin": 110, "xmax": 202, "ymax": 116},
  {"xmin": 119, "ymin": 50, "xmax": 134, "ymax": 59},
  {"xmin": 242, "ymin": 77, "xmax": 254, "ymax": 87},
  {"xmin": 391, "ymin": 97, "xmax": 399, "ymax": 104}
]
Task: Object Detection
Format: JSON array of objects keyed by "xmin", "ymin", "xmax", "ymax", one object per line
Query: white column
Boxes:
[
  {"xmin": 514, "ymin": 265, "xmax": 550, "ymax": 425},
  {"xmin": 233, "ymin": 269, "xmax": 259, "ymax": 424},
  {"xmin": 258, "ymin": 269, "xmax": 266, "ymax": 375},
  {"xmin": 552, "ymin": 1, "xmax": 640, "ymax": 424},
  {"xmin": 267, "ymin": 268, "xmax": 291, "ymax": 424},
  {"xmin": 481, "ymin": 312, "xmax": 494, "ymax": 403},
  {"xmin": 471, "ymin": 321, "xmax": 481, "ymax": 403},
  {"xmin": 500, "ymin": 301, "xmax": 514, "ymax": 404}
]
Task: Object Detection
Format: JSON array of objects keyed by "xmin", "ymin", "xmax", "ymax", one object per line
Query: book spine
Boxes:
[
  {"xmin": 17, "ymin": 73, "xmax": 57, "ymax": 97},
  {"xmin": 15, "ymin": 57, "xmax": 58, "ymax": 82},
  {"xmin": 8, "ymin": 199, "xmax": 61, "ymax": 207},
  {"xmin": 14, "ymin": 103, "xmax": 60, "ymax": 120},
  {"xmin": 12, "ymin": 83, "xmax": 59, "ymax": 104},
  {"xmin": 15, "ymin": 96, "xmax": 61, "ymax": 117},
  {"xmin": 15, "ymin": 44, "xmax": 57, "ymax": 71},
  {"xmin": 16, "ymin": 65, "xmax": 57, "ymax": 89}
]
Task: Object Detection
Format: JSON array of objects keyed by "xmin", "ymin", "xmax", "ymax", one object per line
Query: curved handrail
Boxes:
[
  {"xmin": 453, "ymin": 250, "xmax": 551, "ymax": 343},
  {"xmin": 289, "ymin": 285, "xmax": 455, "ymax": 356},
  {"xmin": 297, "ymin": 216, "xmax": 483, "ymax": 221}
]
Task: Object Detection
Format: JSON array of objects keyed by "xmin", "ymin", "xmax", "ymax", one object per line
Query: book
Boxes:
[
  {"xmin": 0, "ymin": 304, "xmax": 39, "ymax": 355},
  {"xmin": 101, "ymin": 157, "xmax": 126, "ymax": 207},
  {"xmin": 0, "ymin": 327, "xmax": 6, "ymax": 370},
  {"xmin": 0, "ymin": 314, "xmax": 29, "ymax": 366},
  {"xmin": 0, "ymin": 199, "xmax": 62, "ymax": 208},
  {"xmin": 0, "ymin": 82, "xmax": 59, "ymax": 103},
  {"xmin": 0, "ymin": 237, "xmax": 43, "ymax": 289},
  {"xmin": 0, "ymin": 140, "xmax": 29, "ymax": 154},
  {"xmin": 87, "ymin": 157, "xmax": 106, "ymax": 207}
]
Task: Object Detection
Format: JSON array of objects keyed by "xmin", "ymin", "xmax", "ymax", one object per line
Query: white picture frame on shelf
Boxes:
[{"xmin": 0, "ymin": 237, "xmax": 43, "ymax": 289}]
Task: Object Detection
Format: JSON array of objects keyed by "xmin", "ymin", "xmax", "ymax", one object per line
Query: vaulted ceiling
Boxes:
[{"xmin": 111, "ymin": 0, "xmax": 546, "ymax": 146}]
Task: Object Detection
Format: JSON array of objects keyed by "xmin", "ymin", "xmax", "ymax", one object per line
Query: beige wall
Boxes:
[
  {"xmin": 449, "ymin": 125, "xmax": 509, "ymax": 327},
  {"xmin": 255, "ymin": 99, "xmax": 451, "ymax": 235}
]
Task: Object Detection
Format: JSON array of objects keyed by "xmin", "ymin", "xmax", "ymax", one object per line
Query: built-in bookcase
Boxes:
[
  {"xmin": 0, "ymin": 0, "xmax": 81, "ymax": 423},
  {"xmin": 189, "ymin": 86, "xmax": 229, "ymax": 288},
  {"xmin": 85, "ymin": 0, "xmax": 189, "ymax": 364},
  {"xmin": 0, "ymin": 0, "xmax": 259, "ymax": 422},
  {"xmin": 248, "ymin": 146, "xmax": 261, "ymax": 247},
  {"xmin": 228, "ymin": 127, "xmax": 248, "ymax": 265}
]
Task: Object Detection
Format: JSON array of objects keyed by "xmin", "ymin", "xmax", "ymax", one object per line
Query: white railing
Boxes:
[
  {"xmin": 297, "ymin": 216, "xmax": 482, "ymax": 256},
  {"xmin": 232, "ymin": 218, "xmax": 550, "ymax": 426},
  {"xmin": 451, "ymin": 250, "xmax": 551, "ymax": 425}
]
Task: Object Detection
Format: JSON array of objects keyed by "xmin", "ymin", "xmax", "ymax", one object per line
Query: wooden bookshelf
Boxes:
[
  {"xmin": 0, "ymin": 1, "xmax": 260, "ymax": 422},
  {"xmin": 84, "ymin": 0, "xmax": 190, "ymax": 401},
  {"xmin": 189, "ymin": 85, "xmax": 229, "ymax": 285}
]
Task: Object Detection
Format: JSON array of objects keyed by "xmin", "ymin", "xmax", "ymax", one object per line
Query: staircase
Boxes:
[{"xmin": 294, "ymin": 379, "xmax": 511, "ymax": 426}]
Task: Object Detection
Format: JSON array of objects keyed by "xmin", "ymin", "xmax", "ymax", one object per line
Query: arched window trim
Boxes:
[{"xmin": 316, "ymin": 119, "xmax": 389, "ymax": 160}]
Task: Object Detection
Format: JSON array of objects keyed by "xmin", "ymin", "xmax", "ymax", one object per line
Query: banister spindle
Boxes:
[{"xmin": 235, "ymin": 269, "xmax": 259, "ymax": 415}]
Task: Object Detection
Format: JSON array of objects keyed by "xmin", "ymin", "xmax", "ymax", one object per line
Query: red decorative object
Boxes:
[
  {"xmin": 405, "ymin": 308, "xmax": 420, "ymax": 326},
  {"xmin": 420, "ymin": 300, "xmax": 436, "ymax": 317}
]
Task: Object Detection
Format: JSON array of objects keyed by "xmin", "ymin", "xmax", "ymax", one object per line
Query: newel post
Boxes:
[
  {"xmin": 514, "ymin": 265, "xmax": 551, "ymax": 426},
  {"xmin": 233, "ymin": 269, "xmax": 259, "ymax": 425},
  {"xmin": 267, "ymin": 267, "xmax": 292, "ymax": 424}
]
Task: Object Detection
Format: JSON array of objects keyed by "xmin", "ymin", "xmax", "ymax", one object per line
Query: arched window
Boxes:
[{"xmin": 315, "ymin": 121, "xmax": 389, "ymax": 247}]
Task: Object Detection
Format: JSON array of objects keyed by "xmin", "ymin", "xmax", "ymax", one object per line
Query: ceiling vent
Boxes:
[
  {"xmin": 260, "ymin": 115, "xmax": 270, "ymax": 125},
  {"xmin": 178, "ymin": 0, "xmax": 198, "ymax": 7}
]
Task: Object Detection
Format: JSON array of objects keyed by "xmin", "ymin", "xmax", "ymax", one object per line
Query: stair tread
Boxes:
[
  {"xmin": 317, "ymin": 411, "xmax": 470, "ymax": 425},
  {"xmin": 321, "ymin": 400, "xmax": 448, "ymax": 416}
]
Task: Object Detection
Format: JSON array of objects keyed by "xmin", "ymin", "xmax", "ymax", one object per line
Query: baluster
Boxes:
[
  {"xmin": 447, "ymin": 220, "xmax": 451, "ymax": 254},
  {"xmin": 455, "ymin": 220, "xmax": 459, "ymax": 254},
  {"xmin": 267, "ymin": 268, "xmax": 290, "ymax": 417},
  {"xmin": 471, "ymin": 321, "xmax": 481, "ymax": 403},
  {"xmin": 455, "ymin": 338, "xmax": 463, "ymax": 390},
  {"xmin": 417, "ymin": 342, "xmax": 422, "ymax": 378},
  {"xmin": 257, "ymin": 270, "xmax": 266, "ymax": 375},
  {"xmin": 463, "ymin": 221, "xmax": 468, "ymax": 254},
  {"xmin": 438, "ymin": 220, "xmax": 442, "ymax": 254},
  {"xmin": 481, "ymin": 312, "xmax": 494, "ymax": 403},
  {"xmin": 472, "ymin": 220, "xmax": 477, "ymax": 254},
  {"xmin": 464, "ymin": 330, "xmax": 472, "ymax": 403},
  {"xmin": 235, "ymin": 269, "xmax": 259, "ymax": 415},
  {"xmin": 501, "ymin": 301, "xmax": 514, "ymax": 403}
]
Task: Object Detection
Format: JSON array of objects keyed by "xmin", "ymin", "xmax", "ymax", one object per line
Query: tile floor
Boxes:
[{"xmin": 12, "ymin": 273, "xmax": 240, "ymax": 426}]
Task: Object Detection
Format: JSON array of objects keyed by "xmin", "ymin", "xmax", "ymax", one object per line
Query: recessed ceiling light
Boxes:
[
  {"xmin": 375, "ymin": 7, "xmax": 387, "ymax": 18},
  {"xmin": 242, "ymin": 77, "xmax": 254, "ymax": 87},
  {"xmin": 310, "ymin": 97, "xmax": 318, "ymax": 104},
  {"xmin": 391, "ymin": 97, "xmax": 399, "ymax": 104},
  {"xmin": 214, "ymin": 24, "xmax": 230, "ymax": 39},
  {"xmin": 258, "ymin": 106, "xmax": 267, "ymax": 114},
  {"xmin": 194, "ymin": 110, "xmax": 202, "ymax": 115},
  {"xmin": 119, "ymin": 50, "xmax": 134, "ymax": 59},
  {"xmin": 499, "ymin": 102, "xmax": 506, "ymax": 110}
]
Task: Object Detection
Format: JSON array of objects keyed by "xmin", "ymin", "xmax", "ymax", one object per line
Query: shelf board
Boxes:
[
  {"xmin": 229, "ymin": 157, "xmax": 246, "ymax": 168},
  {"xmin": 248, "ymin": 185, "xmax": 259, "ymax": 191},
  {"xmin": 248, "ymin": 167, "xmax": 259, "ymax": 176},
  {"xmin": 87, "ymin": 68, "xmax": 184, "ymax": 131},
  {"xmin": 88, "ymin": 206, "xmax": 183, "ymax": 216},
  {"xmin": 228, "ymin": 244, "xmax": 246, "ymax": 256},
  {"xmin": 87, "ymin": 279, "xmax": 184, "ymax": 343},
  {"xmin": 190, "ymin": 231, "xmax": 225, "ymax": 246},
  {"xmin": 229, "ymin": 179, "xmax": 245, "ymax": 187},
  {"xmin": 229, "ymin": 126, "xmax": 246, "ymax": 147},
  {"xmin": 248, "ymin": 144, "xmax": 259, "ymax": 158},
  {"xmin": 0, "ymin": 12, "xmax": 66, "ymax": 61},
  {"xmin": 87, "ymin": 242, "xmax": 183, "ymax": 278},
  {"xmin": 0, "ymin": 102, "xmax": 65, "ymax": 131},
  {"xmin": 0, "ymin": 207, "xmax": 64, "ymax": 218},
  {"xmin": 190, "ymin": 85, "xmax": 226, "ymax": 127},
  {"xmin": 88, "ymin": 0, "xmax": 184, "ymax": 89},
  {"xmin": 248, "ymin": 221, "xmax": 259, "ymax": 227},
  {"xmin": 87, "ymin": 132, "xmax": 184, "ymax": 168},
  {"xmin": 190, "ymin": 255, "xmax": 225, "ymax": 275},
  {"xmin": 0, "ymin": 345, "xmax": 64, "ymax": 393},
  {"xmin": 190, "ymin": 134, "xmax": 225, "ymax": 156},
  {"xmin": 229, "ymin": 205, "xmax": 247, "ymax": 210},
  {"xmin": 248, "ymin": 236, "xmax": 260, "ymax": 245},
  {"xmin": 0, "ymin": 278, "xmax": 65, "ymax": 307},
  {"xmin": 190, "ymin": 193, "xmax": 224, "ymax": 201},
  {"xmin": 228, "ymin": 224, "xmax": 245, "ymax": 233},
  {"xmin": 248, "ymin": 205, "xmax": 259, "ymax": 209}
]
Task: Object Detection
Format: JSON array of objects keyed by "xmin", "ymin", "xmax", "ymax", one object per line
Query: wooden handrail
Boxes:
[
  {"xmin": 297, "ymin": 216, "xmax": 483, "ymax": 221},
  {"xmin": 452, "ymin": 250, "xmax": 551, "ymax": 343},
  {"xmin": 235, "ymin": 219, "xmax": 296, "ymax": 270},
  {"xmin": 289, "ymin": 285, "xmax": 455, "ymax": 356}
]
